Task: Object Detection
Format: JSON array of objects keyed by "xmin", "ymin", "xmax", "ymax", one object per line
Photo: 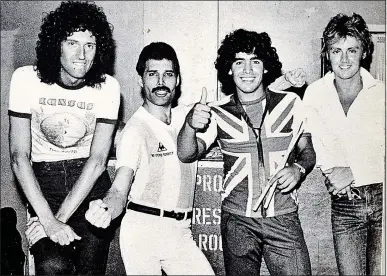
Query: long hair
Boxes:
[
  {"xmin": 136, "ymin": 42, "xmax": 182, "ymax": 107},
  {"xmin": 215, "ymin": 29, "xmax": 282, "ymax": 95},
  {"xmin": 322, "ymin": 13, "xmax": 373, "ymax": 71},
  {"xmin": 35, "ymin": 1, "xmax": 116, "ymax": 87}
]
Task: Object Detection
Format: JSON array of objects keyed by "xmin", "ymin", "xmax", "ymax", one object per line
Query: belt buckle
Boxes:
[{"xmin": 173, "ymin": 211, "xmax": 185, "ymax": 221}]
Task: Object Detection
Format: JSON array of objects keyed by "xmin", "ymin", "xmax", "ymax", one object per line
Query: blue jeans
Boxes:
[
  {"xmin": 331, "ymin": 183, "xmax": 383, "ymax": 275},
  {"xmin": 221, "ymin": 210, "xmax": 311, "ymax": 276},
  {"xmin": 29, "ymin": 158, "xmax": 113, "ymax": 275}
]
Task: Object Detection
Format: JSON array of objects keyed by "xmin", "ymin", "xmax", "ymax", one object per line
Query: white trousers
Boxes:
[{"xmin": 120, "ymin": 209, "xmax": 215, "ymax": 275}]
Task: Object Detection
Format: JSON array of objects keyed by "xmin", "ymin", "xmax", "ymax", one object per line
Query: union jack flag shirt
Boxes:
[{"xmin": 198, "ymin": 89, "xmax": 309, "ymax": 217}]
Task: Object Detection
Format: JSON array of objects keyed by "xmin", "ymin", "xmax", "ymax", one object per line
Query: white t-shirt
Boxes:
[
  {"xmin": 8, "ymin": 65, "xmax": 120, "ymax": 162},
  {"xmin": 116, "ymin": 105, "xmax": 196, "ymax": 212},
  {"xmin": 303, "ymin": 68, "xmax": 385, "ymax": 186}
]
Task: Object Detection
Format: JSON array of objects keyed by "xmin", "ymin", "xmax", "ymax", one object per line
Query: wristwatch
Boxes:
[{"xmin": 293, "ymin": 163, "xmax": 306, "ymax": 177}]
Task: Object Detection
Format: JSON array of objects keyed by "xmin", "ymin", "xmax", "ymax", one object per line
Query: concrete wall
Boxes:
[{"xmin": 1, "ymin": 1, "xmax": 385, "ymax": 274}]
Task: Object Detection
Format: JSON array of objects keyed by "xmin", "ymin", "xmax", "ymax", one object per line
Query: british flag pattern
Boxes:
[{"xmin": 198, "ymin": 89, "xmax": 307, "ymax": 217}]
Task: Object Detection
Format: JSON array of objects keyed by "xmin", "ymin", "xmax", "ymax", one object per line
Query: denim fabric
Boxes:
[
  {"xmin": 331, "ymin": 183, "xmax": 383, "ymax": 276},
  {"xmin": 221, "ymin": 210, "xmax": 311, "ymax": 276},
  {"xmin": 29, "ymin": 158, "xmax": 113, "ymax": 275}
]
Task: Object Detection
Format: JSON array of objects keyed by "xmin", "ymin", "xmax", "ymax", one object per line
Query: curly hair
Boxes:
[
  {"xmin": 215, "ymin": 29, "xmax": 282, "ymax": 95},
  {"xmin": 35, "ymin": 1, "xmax": 116, "ymax": 87},
  {"xmin": 136, "ymin": 42, "xmax": 182, "ymax": 107},
  {"xmin": 322, "ymin": 13, "xmax": 374, "ymax": 71}
]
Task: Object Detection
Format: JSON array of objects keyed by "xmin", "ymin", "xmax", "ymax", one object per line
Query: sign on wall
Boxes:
[{"xmin": 192, "ymin": 160, "xmax": 225, "ymax": 276}]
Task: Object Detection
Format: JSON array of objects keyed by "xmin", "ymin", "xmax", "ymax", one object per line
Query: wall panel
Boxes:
[{"xmin": 143, "ymin": 1, "xmax": 219, "ymax": 105}]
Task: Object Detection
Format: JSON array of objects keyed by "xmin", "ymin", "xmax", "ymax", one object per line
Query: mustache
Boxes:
[{"xmin": 152, "ymin": 86, "xmax": 171, "ymax": 93}]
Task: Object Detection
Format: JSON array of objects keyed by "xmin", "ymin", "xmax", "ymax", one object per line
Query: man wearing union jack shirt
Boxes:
[{"xmin": 177, "ymin": 29, "xmax": 316, "ymax": 276}]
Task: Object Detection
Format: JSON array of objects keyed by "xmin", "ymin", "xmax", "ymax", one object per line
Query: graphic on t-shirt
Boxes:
[
  {"xmin": 157, "ymin": 142, "xmax": 167, "ymax": 152},
  {"xmin": 8, "ymin": 66, "xmax": 120, "ymax": 160},
  {"xmin": 28, "ymin": 96, "xmax": 97, "ymax": 156},
  {"xmin": 39, "ymin": 112, "xmax": 90, "ymax": 148},
  {"xmin": 151, "ymin": 142, "xmax": 173, "ymax": 157}
]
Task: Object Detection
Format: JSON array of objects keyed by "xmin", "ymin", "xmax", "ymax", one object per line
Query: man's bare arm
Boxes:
[
  {"xmin": 85, "ymin": 167, "xmax": 134, "ymax": 228},
  {"xmin": 9, "ymin": 116, "xmax": 80, "ymax": 245},
  {"xmin": 55, "ymin": 122, "xmax": 115, "ymax": 223},
  {"xmin": 177, "ymin": 88, "xmax": 210, "ymax": 163}
]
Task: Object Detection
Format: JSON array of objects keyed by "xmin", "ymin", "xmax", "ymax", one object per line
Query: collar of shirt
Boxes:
[{"xmin": 310, "ymin": 68, "xmax": 384, "ymax": 185}]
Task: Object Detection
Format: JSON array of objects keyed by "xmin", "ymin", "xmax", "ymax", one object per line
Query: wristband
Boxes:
[{"xmin": 293, "ymin": 162, "xmax": 306, "ymax": 175}]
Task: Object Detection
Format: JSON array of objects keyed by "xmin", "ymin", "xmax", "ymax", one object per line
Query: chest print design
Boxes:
[
  {"xmin": 40, "ymin": 113, "xmax": 87, "ymax": 148},
  {"xmin": 33, "ymin": 108, "xmax": 95, "ymax": 148}
]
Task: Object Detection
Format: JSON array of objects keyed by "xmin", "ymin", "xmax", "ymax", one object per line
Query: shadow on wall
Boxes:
[{"xmin": 1, "ymin": 207, "xmax": 25, "ymax": 275}]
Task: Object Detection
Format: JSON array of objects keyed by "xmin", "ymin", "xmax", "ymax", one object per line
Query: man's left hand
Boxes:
[
  {"xmin": 285, "ymin": 68, "xmax": 306, "ymax": 88},
  {"xmin": 269, "ymin": 164, "xmax": 301, "ymax": 193}
]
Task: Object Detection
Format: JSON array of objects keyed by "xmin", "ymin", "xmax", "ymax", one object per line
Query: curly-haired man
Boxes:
[
  {"xmin": 8, "ymin": 1, "xmax": 120, "ymax": 274},
  {"xmin": 303, "ymin": 13, "xmax": 384, "ymax": 275},
  {"xmin": 177, "ymin": 29, "xmax": 315, "ymax": 275}
]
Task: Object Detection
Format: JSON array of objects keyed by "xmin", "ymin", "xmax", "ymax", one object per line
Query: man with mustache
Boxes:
[
  {"xmin": 85, "ymin": 41, "xmax": 305, "ymax": 275},
  {"xmin": 85, "ymin": 42, "xmax": 215, "ymax": 275}
]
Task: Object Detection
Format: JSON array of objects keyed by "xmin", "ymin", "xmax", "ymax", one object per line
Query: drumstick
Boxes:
[
  {"xmin": 253, "ymin": 121, "xmax": 304, "ymax": 211},
  {"xmin": 264, "ymin": 122, "xmax": 304, "ymax": 209}
]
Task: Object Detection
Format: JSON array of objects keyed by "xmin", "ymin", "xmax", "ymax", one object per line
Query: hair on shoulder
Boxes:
[{"xmin": 35, "ymin": 1, "xmax": 116, "ymax": 87}]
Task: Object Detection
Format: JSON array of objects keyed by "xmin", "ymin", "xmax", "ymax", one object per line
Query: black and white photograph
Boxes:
[{"xmin": 1, "ymin": 1, "xmax": 385, "ymax": 275}]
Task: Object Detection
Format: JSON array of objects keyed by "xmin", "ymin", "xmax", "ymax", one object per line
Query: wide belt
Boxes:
[{"xmin": 127, "ymin": 202, "xmax": 193, "ymax": 221}]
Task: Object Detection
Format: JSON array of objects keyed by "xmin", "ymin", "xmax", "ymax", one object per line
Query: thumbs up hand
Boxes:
[
  {"xmin": 186, "ymin": 87, "xmax": 211, "ymax": 131},
  {"xmin": 199, "ymin": 87, "xmax": 207, "ymax": 104}
]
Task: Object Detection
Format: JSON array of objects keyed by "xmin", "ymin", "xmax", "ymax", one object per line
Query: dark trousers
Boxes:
[
  {"xmin": 29, "ymin": 158, "xmax": 113, "ymax": 275},
  {"xmin": 221, "ymin": 210, "xmax": 311, "ymax": 276},
  {"xmin": 331, "ymin": 183, "xmax": 383, "ymax": 275}
]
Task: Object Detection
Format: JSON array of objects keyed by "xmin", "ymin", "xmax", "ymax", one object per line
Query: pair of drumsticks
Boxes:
[{"xmin": 253, "ymin": 122, "xmax": 304, "ymax": 212}]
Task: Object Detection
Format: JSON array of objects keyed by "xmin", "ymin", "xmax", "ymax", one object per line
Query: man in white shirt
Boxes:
[
  {"xmin": 85, "ymin": 40, "xmax": 307, "ymax": 275},
  {"xmin": 84, "ymin": 42, "xmax": 215, "ymax": 275},
  {"xmin": 303, "ymin": 13, "xmax": 385, "ymax": 275}
]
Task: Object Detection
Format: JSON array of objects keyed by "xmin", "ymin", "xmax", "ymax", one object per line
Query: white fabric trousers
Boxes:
[{"xmin": 120, "ymin": 209, "xmax": 215, "ymax": 275}]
